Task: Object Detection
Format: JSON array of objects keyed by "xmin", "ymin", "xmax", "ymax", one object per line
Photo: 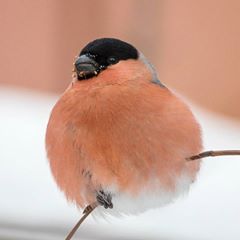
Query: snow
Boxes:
[{"xmin": 0, "ymin": 86, "xmax": 240, "ymax": 240}]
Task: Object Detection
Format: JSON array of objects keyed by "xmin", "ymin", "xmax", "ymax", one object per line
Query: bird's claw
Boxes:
[{"xmin": 96, "ymin": 190, "xmax": 113, "ymax": 209}]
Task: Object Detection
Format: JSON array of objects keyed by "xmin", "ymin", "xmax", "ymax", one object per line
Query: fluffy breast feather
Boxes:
[{"xmin": 46, "ymin": 79, "xmax": 202, "ymax": 213}]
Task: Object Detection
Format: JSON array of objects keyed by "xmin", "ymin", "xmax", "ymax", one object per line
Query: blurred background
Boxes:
[
  {"xmin": 1, "ymin": 0, "xmax": 240, "ymax": 119},
  {"xmin": 1, "ymin": 1, "xmax": 240, "ymax": 239}
]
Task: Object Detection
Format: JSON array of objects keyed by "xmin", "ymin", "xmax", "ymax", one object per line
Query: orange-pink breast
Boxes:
[{"xmin": 46, "ymin": 75, "xmax": 202, "ymax": 208}]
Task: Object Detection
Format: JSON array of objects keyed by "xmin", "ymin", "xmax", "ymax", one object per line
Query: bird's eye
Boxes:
[{"xmin": 107, "ymin": 56, "xmax": 119, "ymax": 65}]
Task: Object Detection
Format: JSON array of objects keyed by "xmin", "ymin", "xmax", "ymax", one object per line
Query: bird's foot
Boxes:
[{"xmin": 96, "ymin": 190, "xmax": 113, "ymax": 209}]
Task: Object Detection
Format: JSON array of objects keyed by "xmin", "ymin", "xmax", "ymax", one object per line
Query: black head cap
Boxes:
[
  {"xmin": 80, "ymin": 38, "xmax": 138, "ymax": 65},
  {"xmin": 74, "ymin": 38, "xmax": 139, "ymax": 80}
]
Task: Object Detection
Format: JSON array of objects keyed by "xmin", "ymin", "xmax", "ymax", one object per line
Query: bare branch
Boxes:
[
  {"xmin": 65, "ymin": 202, "xmax": 98, "ymax": 240},
  {"xmin": 187, "ymin": 150, "xmax": 240, "ymax": 161}
]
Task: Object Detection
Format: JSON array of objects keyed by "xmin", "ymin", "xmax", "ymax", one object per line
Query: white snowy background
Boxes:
[{"xmin": 0, "ymin": 86, "xmax": 240, "ymax": 240}]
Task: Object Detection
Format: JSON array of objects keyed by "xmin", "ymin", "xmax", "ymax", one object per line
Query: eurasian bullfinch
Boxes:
[{"xmin": 46, "ymin": 38, "xmax": 202, "ymax": 216}]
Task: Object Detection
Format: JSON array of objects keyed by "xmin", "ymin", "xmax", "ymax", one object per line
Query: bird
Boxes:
[{"xmin": 46, "ymin": 38, "xmax": 202, "ymax": 217}]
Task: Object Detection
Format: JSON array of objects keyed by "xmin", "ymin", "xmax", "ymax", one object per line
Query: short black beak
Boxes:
[{"xmin": 74, "ymin": 55, "xmax": 99, "ymax": 80}]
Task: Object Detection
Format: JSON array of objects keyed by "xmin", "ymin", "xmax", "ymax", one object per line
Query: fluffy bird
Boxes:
[{"xmin": 46, "ymin": 38, "xmax": 202, "ymax": 215}]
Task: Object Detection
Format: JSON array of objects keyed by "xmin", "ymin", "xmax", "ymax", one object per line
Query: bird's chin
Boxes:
[{"xmin": 77, "ymin": 70, "xmax": 99, "ymax": 80}]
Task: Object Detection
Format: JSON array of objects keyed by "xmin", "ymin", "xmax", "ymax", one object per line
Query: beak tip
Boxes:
[{"xmin": 74, "ymin": 54, "xmax": 100, "ymax": 80}]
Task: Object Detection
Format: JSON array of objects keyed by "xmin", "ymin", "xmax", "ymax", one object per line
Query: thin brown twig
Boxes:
[
  {"xmin": 65, "ymin": 203, "xmax": 98, "ymax": 240},
  {"xmin": 187, "ymin": 150, "xmax": 240, "ymax": 161}
]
